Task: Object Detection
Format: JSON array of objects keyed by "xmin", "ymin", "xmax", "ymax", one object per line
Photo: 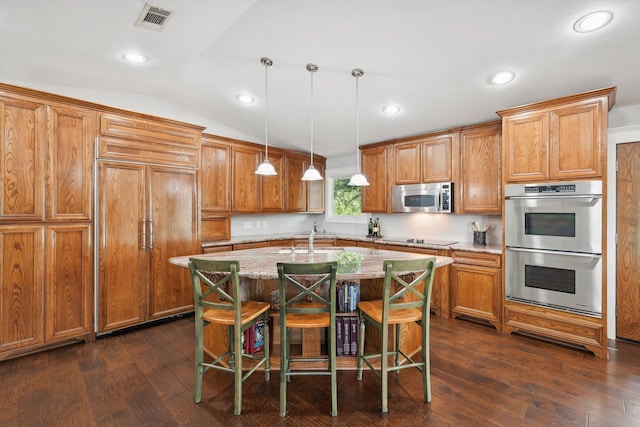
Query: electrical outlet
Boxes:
[
  {"xmin": 256, "ymin": 221, "xmax": 261, "ymax": 229},
  {"xmin": 242, "ymin": 221, "xmax": 252, "ymax": 229},
  {"xmin": 262, "ymin": 221, "xmax": 267, "ymax": 228}
]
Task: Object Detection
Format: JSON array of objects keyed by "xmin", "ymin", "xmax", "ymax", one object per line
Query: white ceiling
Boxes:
[{"xmin": 1, "ymin": 0, "xmax": 638, "ymax": 159}]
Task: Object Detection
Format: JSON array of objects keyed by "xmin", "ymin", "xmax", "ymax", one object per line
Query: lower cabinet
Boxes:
[
  {"xmin": 450, "ymin": 250, "xmax": 501, "ymax": 330},
  {"xmin": 0, "ymin": 224, "xmax": 93, "ymax": 360}
]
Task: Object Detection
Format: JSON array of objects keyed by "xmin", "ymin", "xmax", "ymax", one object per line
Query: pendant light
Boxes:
[
  {"xmin": 301, "ymin": 63, "xmax": 323, "ymax": 181},
  {"xmin": 348, "ymin": 68, "xmax": 369, "ymax": 186},
  {"xmin": 255, "ymin": 57, "xmax": 277, "ymax": 176}
]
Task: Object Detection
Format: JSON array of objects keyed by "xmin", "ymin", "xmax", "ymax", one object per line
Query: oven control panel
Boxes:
[{"xmin": 524, "ymin": 184, "xmax": 576, "ymax": 194}]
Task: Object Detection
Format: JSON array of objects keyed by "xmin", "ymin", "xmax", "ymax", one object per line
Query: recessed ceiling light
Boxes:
[
  {"xmin": 490, "ymin": 71, "xmax": 516, "ymax": 85},
  {"xmin": 236, "ymin": 94, "xmax": 255, "ymax": 104},
  {"xmin": 382, "ymin": 105, "xmax": 400, "ymax": 115},
  {"xmin": 573, "ymin": 10, "xmax": 613, "ymax": 33},
  {"xmin": 123, "ymin": 52, "xmax": 148, "ymax": 63}
]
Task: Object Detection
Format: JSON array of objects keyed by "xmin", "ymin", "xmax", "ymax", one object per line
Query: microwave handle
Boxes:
[
  {"xmin": 436, "ymin": 190, "xmax": 441, "ymax": 211},
  {"xmin": 505, "ymin": 194, "xmax": 601, "ymax": 200},
  {"xmin": 506, "ymin": 247, "xmax": 602, "ymax": 259}
]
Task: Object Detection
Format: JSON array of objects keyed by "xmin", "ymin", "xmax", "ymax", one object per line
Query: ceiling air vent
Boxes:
[{"xmin": 135, "ymin": 3, "xmax": 174, "ymax": 31}]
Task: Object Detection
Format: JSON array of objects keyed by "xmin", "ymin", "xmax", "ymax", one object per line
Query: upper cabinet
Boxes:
[
  {"xmin": 201, "ymin": 135, "xmax": 325, "ymax": 220},
  {"xmin": 47, "ymin": 104, "xmax": 96, "ymax": 221},
  {"xmin": 361, "ymin": 145, "xmax": 391, "ymax": 213},
  {"xmin": 231, "ymin": 144, "xmax": 261, "ymax": 213},
  {"xmin": 393, "ymin": 131, "xmax": 456, "ymax": 185},
  {"xmin": 0, "ymin": 96, "xmax": 47, "ymax": 222},
  {"xmin": 498, "ymin": 87, "xmax": 616, "ymax": 183},
  {"xmin": 458, "ymin": 121, "xmax": 502, "ymax": 214},
  {"xmin": 284, "ymin": 152, "xmax": 307, "ymax": 212},
  {"xmin": 421, "ymin": 132, "xmax": 456, "ymax": 183}
]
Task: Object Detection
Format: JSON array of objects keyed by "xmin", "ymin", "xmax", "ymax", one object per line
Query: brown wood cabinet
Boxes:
[
  {"xmin": 361, "ymin": 145, "xmax": 391, "ymax": 213},
  {"xmin": 97, "ymin": 162, "xmax": 199, "ymax": 332},
  {"xmin": 285, "ymin": 153, "xmax": 307, "ymax": 212},
  {"xmin": 0, "ymin": 86, "xmax": 97, "ymax": 360},
  {"xmin": 450, "ymin": 250, "xmax": 501, "ymax": 330},
  {"xmin": 0, "ymin": 225, "xmax": 45, "ymax": 356},
  {"xmin": 231, "ymin": 145, "xmax": 261, "ymax": 213},
  {"xmin": 96, "ymin": 113, "xmax": 202, "ymax": 333},
  {"xmin": 0, "ymin": 96, "xmax": 47, "ymax": 222},
  {"xmin": 458, "ymin": 121, "xmax": 501, "ymax": 214},
  {"xmin": 498, "ymin": 87, "xmax": 616, "ymax": 183},
  {"xmin": 393, "ymin": 132, "xmax": 456, "ymax": 185}
]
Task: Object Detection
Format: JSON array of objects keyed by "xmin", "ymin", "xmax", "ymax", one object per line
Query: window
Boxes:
[
  {"xmin": 325, "ymin": 170, "xmax": 367, "ymax": 225},
  {"xmin": 333, "ymin": 178, "xmax": 362, "ymax": 216}
]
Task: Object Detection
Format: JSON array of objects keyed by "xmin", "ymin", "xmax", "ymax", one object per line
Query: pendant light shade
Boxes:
[
  {"xmin": 301, "ymin": 63, "xmax": 323, "ymax": 181},
  {"xmin": 348, "ymin": 68, "xmax": 369, "ymax": 186},
  {"xmin": 255, "ymin": 57, "xmax": 277, "ymax": 176}
]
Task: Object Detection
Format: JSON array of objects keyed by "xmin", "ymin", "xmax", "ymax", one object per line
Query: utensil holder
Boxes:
[{"xmin": 473, "ymin": 231, "xmax": 486, "ymax": 246}]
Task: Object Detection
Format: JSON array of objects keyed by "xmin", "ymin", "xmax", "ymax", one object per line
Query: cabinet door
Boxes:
[
  {"xmin": 361, "ymin": 146, "xmax": 390, "ymax": 213},
  {"xmin": 47, "ymin": 105, "xmax": 95, "ymax": 221},
  {"xmin": 45, "ymin": 224, "xmax": 93, "ymax": 342},
  {"xmin": 459, "ymin": 123, "xmax": 501, "ymax": 214},
  {"xmin": 550, "ymin": 100, "xmax": 604, "ymax": 179},
  {"xmin": 262, "ymin": 151, "xmax": 285, "ymax": 212},
  {"xmin": 97, "ymin": 162, "xmax": 147, "ymax": 332},
  {"xmin": 231, "ymin": 146, "xmax": 260, "ymax": 213},
  {"xmin": 0, "ymin": 225, "xmax": 45, "ymax": 352},
  {"xmin": 147, "ymin": 166, "xmax": 199, "ymax": 319},
  {"xmin": 285, "ymin": 153, "xmax": 307, "ymax": 212},
  {"xmin": 394, "ymin": 140, "xmax": 421, "ymax": 184},
  {"xmin": 503, "ymin": 112, "xmax": 549, "ymax": 182},
  {"xmin": 307, "ymin": 160, "xmax": 325, "ymax": 212},
  {"xmin": 0, "ymin": 97, "xmax": 47, "ymax": 221},
  {"xmin": 451, "ymin": 263, "xmax": 501, "ymax": 328},
  {"xmin": 200, "ymin": 137, "xmax": 231, "ymax": 213},
  {"xmin": 421, "ymin": 135, "xmax": 453, "ymax": 182}
]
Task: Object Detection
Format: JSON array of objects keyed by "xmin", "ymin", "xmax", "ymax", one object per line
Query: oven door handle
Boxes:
[
  {"xmin": 506, "ymin": 247, "xmax": 602, "ymax": 258},
  {"xmin": 505, "ymin": 194, "xmax": 601, "ymax": 200}
]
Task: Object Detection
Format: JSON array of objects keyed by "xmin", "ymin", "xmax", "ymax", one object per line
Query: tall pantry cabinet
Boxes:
[
  {"xmin": 0, "ymin": 86, "xmax": 94, "ymax": 360},
  {"xmin": 96, "ymin": 114, "xmax": 203, "ymax": 333}
]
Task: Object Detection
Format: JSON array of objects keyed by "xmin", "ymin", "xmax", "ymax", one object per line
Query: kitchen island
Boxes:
[{"xmin": 169, "ymin": 246, "xmax": 453, "ymax": 370}]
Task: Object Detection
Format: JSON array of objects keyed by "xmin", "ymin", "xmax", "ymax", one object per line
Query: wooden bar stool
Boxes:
[
  {"xmin": 188, "ymin": 258, "xmax": 271, "ymax": 415},
  {"xmin": 356, "ymin": 257, "xmax": 437, "ymax": 413},
  {"xmin": 277, "ymin": 261, "xmax": 338, "ymax": 417}
]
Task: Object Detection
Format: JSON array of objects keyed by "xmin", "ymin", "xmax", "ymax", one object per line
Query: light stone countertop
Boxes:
[
  {"xmin": 169, "ymin": 246, "xmax": 453, "ymax": 281},
  {"xmin": 201, "ymin": 233, "xmax": 502, "ymax": 255}
]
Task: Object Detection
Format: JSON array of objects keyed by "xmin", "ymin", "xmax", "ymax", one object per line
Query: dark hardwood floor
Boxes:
[{"xmin": 2, "ymin": 315, "xmax": 639, "ymax": 426}]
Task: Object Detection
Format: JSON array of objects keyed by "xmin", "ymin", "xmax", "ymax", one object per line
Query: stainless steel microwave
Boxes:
[{"xmin": 391, "ymin": 182, "xmax": 453, "ymax": 213}]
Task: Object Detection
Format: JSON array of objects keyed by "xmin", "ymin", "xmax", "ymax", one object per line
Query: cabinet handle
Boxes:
[
  {"xmin": 141, "ymin": 220, "xmax": 146, "ymax": 249},
  {"xmin": 147, "ymin": 220, "xmax": 153, "ymax": 249}
]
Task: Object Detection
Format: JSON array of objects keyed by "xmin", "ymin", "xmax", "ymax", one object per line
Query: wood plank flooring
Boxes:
[{"xmin": 1, "ymin": 315, "xmax": 639, "ymax": 426}]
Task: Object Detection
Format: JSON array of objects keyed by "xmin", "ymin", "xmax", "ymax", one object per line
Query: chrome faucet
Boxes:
[{"xmin": 309, "ymin": 223, "xmax": 316, "ymax": 255}]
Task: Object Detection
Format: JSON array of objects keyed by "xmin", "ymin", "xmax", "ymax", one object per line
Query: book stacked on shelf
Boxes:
[
  {"xmin": 337, "ymin": 281, "xmax": 360, "ymax": 313},
  {"xmin": 242, "ymin": 317, "xmax": 273, "ymax": 354},
  {"xmin": 336, "ymin": 316, "xmax": 358, "ymax": 357}
]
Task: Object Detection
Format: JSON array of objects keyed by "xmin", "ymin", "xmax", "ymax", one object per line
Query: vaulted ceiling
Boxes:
[{"xmin": 1, "ymin": 0, "xmax": 638, "ymax": 158}]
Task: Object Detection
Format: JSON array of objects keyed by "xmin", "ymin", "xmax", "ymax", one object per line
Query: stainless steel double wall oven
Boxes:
[{"xmin": 504, "ymin": 181, "xmax": 603, "ymax": 317}]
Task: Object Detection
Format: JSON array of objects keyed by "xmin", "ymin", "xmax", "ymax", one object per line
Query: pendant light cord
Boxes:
[
  {"xmin": 261, "ymin": 57, "xmax": 272, "ymax": 160},
  {"xmin": 309, "ymin": 64, "xmax": 315, "ymax": 166}
]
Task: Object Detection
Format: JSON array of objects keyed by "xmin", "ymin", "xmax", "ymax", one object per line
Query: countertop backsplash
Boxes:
[{"xmin": 231, "ymin": 213, "xmax": 502, "ymax": 246}]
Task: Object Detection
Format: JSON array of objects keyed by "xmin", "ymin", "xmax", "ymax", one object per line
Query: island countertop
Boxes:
[{"xmin": 169, "ymin": 246, "xmax": 453, "ymax": 281}]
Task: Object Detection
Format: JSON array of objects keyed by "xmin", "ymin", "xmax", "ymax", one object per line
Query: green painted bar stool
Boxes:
[
  {"xmin": 277, "ymin": 261, "xmax": 338, "ymax": 417},
  {"xmin": 188, "ymin": 258, "xmax": 271, "ymax": 415},
  {"xmin": 357, "ymin": 257, "xmax": 437, "ymax": 413}
]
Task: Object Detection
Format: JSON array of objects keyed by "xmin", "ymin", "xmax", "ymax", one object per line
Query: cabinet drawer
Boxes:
[
  {"xmin": 233, "ymin": 241, "xmax": 270, "ymax": 250},
  {"xmin": 451, "ymin": 250, "xmax": 501, "ymax": 268},
  {"xmin": 202, "ymin": 245, "xmax": 232, "ymax": 254}
]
